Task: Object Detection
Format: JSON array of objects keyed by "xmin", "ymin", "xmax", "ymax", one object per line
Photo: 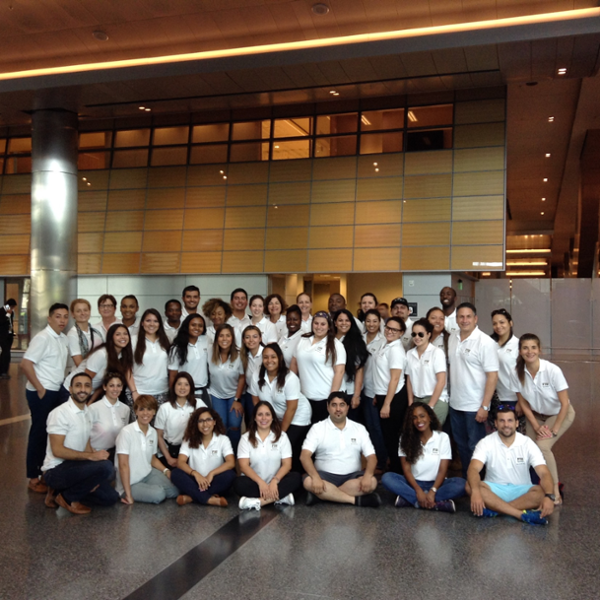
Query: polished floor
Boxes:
[{"xmin": 1, "ymin": 357, "xmax": 598, "ymax": 600}]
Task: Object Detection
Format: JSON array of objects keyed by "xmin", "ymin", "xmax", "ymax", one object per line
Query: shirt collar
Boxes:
[
  {"xmin": 45, "ymin": 324, "xmax": 63, "ymax": 339},
  {"xmin": 67, "ymin": 398, "xmax": 87, "ymax": 414},
  {"xmin": 326, "ymin": 416, "xmax": 348, "ymax": 431},
  {"xmin": 102, "ymin": 396, "xmax": 117, "ymax": 408}
]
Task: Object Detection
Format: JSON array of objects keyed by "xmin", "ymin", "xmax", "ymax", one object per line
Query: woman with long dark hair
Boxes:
[
  {"xmin": 513, "ymin": 333, "xmax": 575, "ymax": 504},
  {"xmin": 251, "ymin": 343, "xmax": 311, "ymax": 471},
  {"xmin": 168, "ymin": 314, "xmax": 210, "ymax": 406},
  {"xmin": 240, "ymin": 325, "xmax": 264, "ymax": 427},
  {"xmin": 155, "ymin": 372, "xmax": 201, "ymax": 469},
  {"xmin": 382, "ymin": 402, "xmax": 465, "ymax": 511},
  {"xmin": 234, "ymin": 401, "xmax": 302, "ymax": 510},
  {"xmin": 170, "ymin": 407, "xmax": 236, "ymax": 507},
  {"xmin": 333, "ymin": 309, "xmax": 369, "ymax": 417},
  {"xmin": 291, "ymin": 311, "xmax": 346, "ymax": 423},
  {"xmin": 426, "ymin": 307, "xmax": 449, "ymax": 355}
]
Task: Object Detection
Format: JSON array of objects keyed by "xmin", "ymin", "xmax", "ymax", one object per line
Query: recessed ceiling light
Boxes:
[
  {"xmin": 219, "ymin": 170, "xmax": 224, "ymax": 174},
  {"xmin": 542, "ymin": 197, "xmax": 546, "ymax": 201},
  {"xmin": 545, "ymin": 153, "xmax": 551, "ymax": 157},
  {"xmin": 375, "ymin": 168, "xmax": 379, "ymax": 172},
  {"xmin": 312, "ymin": 3, "xmax": 330, "ymax": 15},
  {"xmin": 541, "ymin": 211, "xmax": 545, "ymax": 215},
  {"xmin": 82, "ymin": 177, "xmax": 87, "ymax": 181},
  {"xmin": 543, "ymin": 178, "xmax": 548, "ymax": 182},
  {"xmin": 274, "ymin": 145, "xmax": 280, "ymax": 149},
  {"xmin": 223, "ymin": 175, "xmax": 227, "ymax": 180},
  {"xmin": 144, "ymin": 108, "xmax": 151, "ymax": 112},
  {"xmin": 548, "ymin": 116, "xmax": 554, "ymax": 122},
  {"xmin": 373, "ymin": 162, "xmax": 378, "ymax": 166},
  {"xmin": 139, "ymin": 106, "xmax": 145, "ymax": 110},
  {"xmin": 557, "ymin": 68, "xmax": 567, "ymax": 75},
  {"xmin": 92, "ymin": 30, "xmax": 109, "ymax": 42}
]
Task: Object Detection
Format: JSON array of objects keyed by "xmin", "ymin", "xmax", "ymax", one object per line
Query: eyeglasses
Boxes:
[
  {"xmin": 411, "ymin": 331, "xmax": 425, "ymax": 338},
  {"xmin": 384, "ymin": 326, "xmax": 402, "ymax": 334},
  {"xmin": 99, "ymin": 303, "xmax": 115, "ymax": 309},
  {"xmin": 198, "ymin": 418, "xmax": 215, "ymax": 424}
]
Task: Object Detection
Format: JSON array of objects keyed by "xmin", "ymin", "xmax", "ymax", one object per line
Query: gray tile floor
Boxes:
[{"xmin": 1, "ymin": 357, "xmax": 598, "ymax": 600}]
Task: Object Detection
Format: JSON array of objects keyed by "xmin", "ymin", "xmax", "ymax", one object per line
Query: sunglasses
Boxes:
[{"xmin": 411, "ymin": 331, "xmax": 425, "ymax": 338}]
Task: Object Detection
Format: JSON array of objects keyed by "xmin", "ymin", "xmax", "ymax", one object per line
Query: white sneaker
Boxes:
[
  {"xmin": 238, "ymin": 496, "xmax": 261, "ymax": 511},
  {"xmin": 275, "ymin": 493, "xmax": 295, "ymax": 506}
]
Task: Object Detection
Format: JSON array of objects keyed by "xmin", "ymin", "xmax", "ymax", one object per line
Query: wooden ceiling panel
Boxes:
[
  {"xmin": 339, "ymin": 58, "xmax": 380, "ymax": 82},
  {"xmin": 296, "ymin": 63, "xmax": 332, "ymax": 86},
  {"xmin": 315, "ymin": 61, "xmax": 352, "ymax": 84},
  {"xmin": 531, "ymin": 38, "xmax": 559, "ymax": 80}
]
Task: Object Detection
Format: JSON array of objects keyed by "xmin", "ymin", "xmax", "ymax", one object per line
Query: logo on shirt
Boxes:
[
  {"xmin": 542, "ymin": 382, "xmax": 550, "ymax": 388},
  {"xmin": 424, "ymin": 360, "xmax": 430, "ymax": 365},
  {"xmin": 271, "ymin": 443, "xmax": 279, "ymax": 450},
  {"xmin": 228, "ymin": 363, "xmax": 235, "ymax": 369},
  {"xmin": 463, "ymin": 348, "xmax": 471, "ymax": 354},
  {"xmin": 516, "ymin": 456, "xmax": 525, "ymax": 464},
  {"xmin": 350, "ymin": 437, "xmax": 357, "ymax": 444},
  {"xmin": 432, "ymin": 447, "xmax": 439, "ymax": 454},
  {"xmin": 211, "ymin": 450, "xmax": 218, "ymax": 456}
]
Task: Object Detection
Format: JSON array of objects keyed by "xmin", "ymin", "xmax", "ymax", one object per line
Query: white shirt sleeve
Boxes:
[
  {"xmin": 221, "ymin": 436, "xmax": 234, "ymax": 458},
  {"xmin": 334, "ymin": 339, "xmax": 347, "ymax": 366},
  {"xmin": 388, "ymin": 344, "xmax": 406, "ymax": 371},
  {"xmin": 301, "ymin": 423, "xmax": 320, "ymax": 454},
  {"xmin": 480, "ymin": 337, "xmax": 500, "ymax": 373},
  {"xmin": 154, "ymin": 403, "xmax": 169, "ymax": 430},
  {"xmin": 116, "ymin": 428, "xmax": 132, "ymax": 455},
  {"xmin": 23, "ymin": 332, "xmax": 47, "ymax": 365},
  {"xmin": 284, "ymin": 373, "xmax": 300, "ymax": 399},
  {"xmin": 237, "ymin": 433, "xmax": 251, "ymax": 460},
  {"xmin": 549, "ymin": 364, "xmax": 569, "ymax": 392},
  {"xmin": 46, "ymin": 408, "xmax": 70, "ymax": 436},
  {"xmin": 439, "ymin": 432, "xmax": 452, "ymax": 460},
  {"xmin": 432, "ymin": 347, "xmax": 447, "ymax": 374}
]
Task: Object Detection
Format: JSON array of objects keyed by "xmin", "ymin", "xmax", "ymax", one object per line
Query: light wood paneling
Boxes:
[
  {"xmin": 102, "ymin": 253, "xmax": 141, "ymax": 274},
  {"xmin": 454, "ymin": 123, "xmax": 505, "ymax": 148},
  {"xmin": 402, "ymin": 198, "xmax": 451, "ymax": 222},
  {"xmin": 354, "ymin": 224, "xmax": 401, "ymax": 247},
  {"xmin": 0, "ymin": 234, "xmax": 29, "ymax": 254},
  {"xmin": 357, "ymin": 153, "xmax": 403, "ymax": 178},
  {"xmin": 103, "ymin": 232, "xmax": 143, "ymax": 253},
  {"xmin": 147, "ymin": 166, "xmax": 187, "ymax": 188},
  {"xmin": 452, "ymin": 195, "xmax": 505, "ymax": 221},
  {"xmin": 226, "ymin": 184, "xmax": 268, "ymax": 206},
  {"xmin": 269, "ymin": 160, "xmax": 312, "ymax": 182},
  {"xmin": 0, "ymin": 214, "xmax": 30, "ymax": 234},
  {"xmin": 402, "ymin": 222, "xmax": 451, "ymax": 246},
  {"xmin": 78, "ymin": 233, "xmax": 104, "ymax": 253},
  {"xmin": 268, "ymin": 182, "xmax": 311, "ymax": 205},
  {"xmin": 224, "ymin": 228, "xmax": 265, "ymax": 251},
  {"xmin": 105, "ymin": 211, "xmax": 144, "ymax": 231},
  {"xmin": 311, "ymin": 179, "xmax": 356, "ymax": 203},
  {"xmin": 79, "ymin": 190, "xmax": 108, "ymax": 212},
  {"xmin": 146, "ymin": 188, "xmax": 186, "ymax": 209},
  {"xmin": 451, "ymin": 245, "xmax": 503, "ymax": 270},
  {"xmin": 356, "ymin": 176, "xmax": 403, "ymax": 201},
  {"xmin": 225, "ymin": 207, "xmax": 267, "ymax": 228},
  {"xmin": 404, "ymin": 174, "xmax": 452, "ymax": 198},
  {"xmin": 265, "ymin": 250, "xmax": 307, "ymax": 272},
  {"xmin": 187, "ymin": 165, "xmax": 229, "ymax": 186},
  {"xmin": 266, "ymin": 227, "xmax": 309, "ymax": 250},
  {"xmin": 182, "ymin": 230, "xmax": 223, "ymax": 252},
  {"xmin": 141, "ymin": 252, "xmax": 181, "ymax": 273},
  {"xmin": 0, "ymin": 255, "xmax": 29, "ymax": 274},
  {"xmin": 452, "ymin": 171, "xmax": 504, "ymax": 196},
  {"xmin": 184, "ymin": 208, "xmax": 225, "ymax": 229},
  {"xmin": 452, "ymin": 220, "xmax": 504, "ymax": 245},
  {"xmin": 0, "ymin": 195, "xmax": 30, "ymax": 214},
  {"xmin": 78, "ymin": 254, "xmax": 102, "ymax": 274},
  {"xmin": 144, "ymin": 209, "xmax": 184, "ymax": 230},
  {"xmin": 312, "ymin": 157, "xmax": 357, "ymax": 180},
  {"xmin": 180, "ymin": 252, "xmax": 222, "ymax": 273},
  {"xmin": 142, "ymin": 231, "xmax": 183, "ymax": 252},
  {"xmin": 185, "ymin": 187, "xmax": 227, "ymax": 208},
  {"xmin": 222, "ymin": 251, "xmax": 264, "ymax": 273},
  {"xmin": 454, "ymin": 147, "xmax": 505, "ymax": 172},
  {"xmin": 310, "ymin": 203, "xmax": 355, "ymax": 226},
  {"xmin": 404, "ymin": 151, "xmax": 452, "ymax": 175},
  {"xmin": 107, "ymin": 189, "xmax": 146, "ymax": 211},
  {"xmin": 227, "ymin": 162, "xmax": 269, "ymax": 184},
  {"xmin": 353, "ymin": 247, "xmax": 400, "ymax": 271},
  {"xmin": 309, "ymin": 226, "xmax": 353, "ymax": 249},
  {"xmin": 108, "ymin": 168, "xmax": 148, "ymax": 189},
  {"xmin": 78, "ymin": 212, "xmax": 106, "ymax": 232},
  {"xmin": 355, "ymin": 200, "xmax": 402, "ymax": 224},
  {"xmin": 308, "ymin": 249, "xmax": 352, "ymax": 272},
  {"xmin": 401, "ymin": 246, "xmax": 450, "ymax": 270}
]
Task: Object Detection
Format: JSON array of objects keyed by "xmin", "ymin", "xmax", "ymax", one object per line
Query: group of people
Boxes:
[{"xmin": 19, "ymin": 284, "xmax": 574, "ymax": 525}]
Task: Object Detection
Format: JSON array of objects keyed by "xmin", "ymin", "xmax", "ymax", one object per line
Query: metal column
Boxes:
[{"xmin": 30, "ymin": 110, "xmax": 78, "ymax": 336}]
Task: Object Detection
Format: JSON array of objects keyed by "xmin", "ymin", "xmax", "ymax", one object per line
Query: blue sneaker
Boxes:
[
  {"xmin": 478, "ymin": 508, "xmax": 499, "ymax": 518},
  {"xmin": 521, "ymin": 510, "xmax": 548, "ymax": 525}
]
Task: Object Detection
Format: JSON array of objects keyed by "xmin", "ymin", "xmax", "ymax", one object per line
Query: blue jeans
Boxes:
[
  {"xmin": 381, "ymin": 473, "xmax": 466, "ymax": 506},
  {"xmin": 26, "ymin": 389, "xmax": 65, "ymax": 479},
  {"xmin": 211, "ymin": 395, "xmax": 243, "ymax": 453},
  {"xmin": 362, "ymin": 393, "xmax": 387, "ymax": 470},
  {"xmin": 43, "ymin": 460, "xmax": 119, "ymax": 506},
  {"xmin": 171, "ymin": 468, "xmax": 236, "ymax": 504},
  {"xmin": 449, "ymin": 407, "xmax": 487, "ymax": 478},
  {"xmin": 240, "ymin": 391, "xmax": 255, "ymax": 429}
]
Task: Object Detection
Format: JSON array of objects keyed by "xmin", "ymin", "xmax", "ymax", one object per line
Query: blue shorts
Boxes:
[{"xmin": 485, "ymin": 482, "xmax": 534, "ymax": 503}]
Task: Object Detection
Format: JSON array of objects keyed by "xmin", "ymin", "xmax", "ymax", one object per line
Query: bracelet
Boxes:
[{"xmin": 163, "ymin": 468, "xmax": 169, "ymax": 474}]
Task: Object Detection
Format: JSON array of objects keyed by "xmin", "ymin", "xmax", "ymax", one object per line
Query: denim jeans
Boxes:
[
  {"xmin": 43, "ymin": 460, "xmax": 120, "ymax": 506},
  {"xmin": 128, "ymin": 468, "xmax": 179, "ymax": 504},
  {"xmin": 170, "ymin": 468, "xmax": 236, "ymax": 504},
  {"xmin": 362, "ymin": 393, "xmax": 387, "ymax": 470},
  {"xmin": 381, "ymin": 473, "xmax": 466, "ymax": 506},
  {"xmin": 26, "ymin": 389, "xmax": 65, "ymax": 479},
  {"xmin": 449, "ymin": 407, "xmax": 487, "ymax": 478},
  {"xmin": 211, "ymin": 395, "xmax": 243, "ymax": 453}
]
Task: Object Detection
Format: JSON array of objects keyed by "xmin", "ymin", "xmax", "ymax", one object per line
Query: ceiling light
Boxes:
[
  {"xmin": 312, "ymin": 3, "xmax": 330, "ymax": 15},
  {"xmin": 92, "ymin": 30, "xmax": 109, "ymax": 42},
  {"xmin": 223, "ymin": 175, "xmax": 227, "ymax": 180},
  {"xmin": 545, "ymin": 153, "xmax": 551, "ymax": 157},
  {"xmin": 144, "ymin": 108, "xmax": 151, "ymax": 112},
  {"xmin": 507, "ymin": 261, "xmax": 548, "ymax": 266},
  {"xmin": 138, "ymin": 106, "xmax": 145, "ymax": 110},
  {"xmin": 219, "ymin": 170, "xmax": 224, "ymax": 174},
  {"xmin": 557, "ymin": 67, "xmax": 567, "ymax": 75},
  {"xmin": 82, "ymin": 177, "xmax": 87, "ymax": 181},
  {"xmin": 361, "ymin": 116, "xmax": 371, "ymax": 126},
  {"xmin": 506, "ymin": 271, "xmax": 546, "ymax": 276},
  {"xmin": 329, "ymin": 90, "xmax": 336, "ymax": 95},
  {"xmin": 407, "ymin": 111, "xmax": 417, "ymax": 122},
  {"xmin": 481, "ymin": 272, "xmax": 491, "ymax": 276},
  {"xmin": 541, "ymin": 211, "xmax": 544, "ymax": 215},
  {"xmin": 274, "ymin": 145, "xmax": 280, "ymax": 149},
  {"xmin": 506, "ymin": 249, "xmax": 551, "ymax": 253},
  {"xmin": 375, "ymin": 168, "xmax": 379, "ymax": 172},
  {"xmin": 543, "ymin": 178, "xmax": 548, "ymax": 182},
  {"xmin": 542, "ymin": 197, "xmax": 546, "ymax": 201},
  {"xmin": 548, "ymin": 116, "xmax": 554, "ymax": 122},
  {"xmin": 86, "ymin": 182, "xmax": 91, "ymax": 186}
]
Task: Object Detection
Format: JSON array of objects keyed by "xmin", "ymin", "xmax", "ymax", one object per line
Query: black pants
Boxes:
[
  {"xmin": 376, "ymin": 386, "xmax": 408, "ymax": 474},
  {"xmin": 0, "ymin": 333, "xmax": 13, "ymax": 375},
  {"xmin": 308, "ymin": 399, "xmax": 329, "ymax": 424},
  {"xmin": 234, "ymin": 472, "xmax": 302, "ymax": 499},
  {"xmin": 286, "ymin": 424, "xmax": 311, "ymax": 473}
]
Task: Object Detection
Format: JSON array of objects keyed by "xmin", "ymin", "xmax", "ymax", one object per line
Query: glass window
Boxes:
[
  {"xmin": 272, "ymin": 140, "xmax": 311, "ymax": 160},
  {"xmin": 406, "ymin": 128, "xmax": 452, "ymax": 152},
  {"xmin": 360, "ymin": 132, "xmax": 403, "ymax": 155},
  {"xmin": 231, "ymin": 120, "xmax": 270, "ymax": 141},
  {"xmin": 192, "ymin": 123, "xmax": 229, "ymax": 143},
  {"xmin": 273, "ymin": 118, "xmax": 312, "ymax": 138},
  {"xmin": 8, "ymin": 138, "xmax": 32, "ymax": 153},
  {"xmin": 314, "ymin": 136, "xmax": 357, "ymax": 158},
  {"xmin": 316, "ymin": 113, "xmax": 358, "ymax": 136},
  {"xmin": 361, "ymin": 109, "xmax": 405, "ymax": 131},
  {"xmin": 78, "ymin": 151, "xmax": 111, "ymax": 170},
  {"xmin": 151, "ymin": 146, "xmax": 188, "ymax": 166},
  {"xmin": 112, "ymin": 149, "xmax": 149, "ymax": 168},
  {"xmin": 190, "ymin": 144, "xmax": 228, "ymax": 164},
  {"xmin": 79, "ymin": 132, "xmax": 112, "ymax": 149},
  {"xmin": 0, "ymin": 139, "xmax": 7, "ymax": 153},
  {"xmin": 114, "ymin": 129, "xmax": 151, "ymax": 147},
  {"xmin": 4, "ymin": 156, "xmax": 32, "ymax": 173},
  {"xmin": 230, "ymin": 142, "xmax": 269, "ymax": 162},
  {"xmin": 153, "ymin": 127, "xmax": 189, "ymax": 146},
  {"xmin": 407, "ymin": 105, "xmax": 453, "ymax": 129}
]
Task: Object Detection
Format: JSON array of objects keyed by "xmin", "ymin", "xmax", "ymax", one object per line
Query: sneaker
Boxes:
[
  {"xmin": 478, "ymin": 508, "xmax": 499, "ymax": 518},
  {"xmin": 394, "ymin": 496, "xmax": 412, "ymax": 508},
  {"xmin": 238, "ymin": 496, "xmax": 261, "ymax": 511},
  {"xmin": 356, "ymin": 493, "xmax": 381, "ymax": 508},
  {"xmin": 434, "ymin": 500, "xmax": 456, "ymax": 513},
  {"xmin": 275, "ymin": 493, "xmax": 295, "ymax": 506},
  {"xmin": 521, "ymin": 510, "xmax": 548, "ymax": 525}
]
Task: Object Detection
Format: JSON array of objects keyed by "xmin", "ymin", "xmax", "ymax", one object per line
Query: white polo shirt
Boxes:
[
  {"xmin": 228, "ymin": 314, "xmax": 252, "ymax": 342},
  {"xmin": 168, "ymin": 337, "xmax": 209, "ymax": 388},
  {"xmin": 42, "ymin": 399, "xmax": 91, "ymax": 472},
  {"xmin": 278, "ymin": 331, "xmax": 303, "ymax": 368},
  {"xmin": 362, "ymin": 332, "xmax": 386, "ymax": 398},
  {"xmin": 252, "ymin": 317, "xmax": 278, "ymax": 344},
  {"xmin": 180, "ymin": 434, "xmax": 234, "ymax": 477},
  {"xmin": 164, "ymin": 321, "xmax": 181, "ymax": 344},
  {"xmin": 271, "ymin": 315, "xmax": 287, "ymax": 340},
  {"xmin": 24, "ymin": 325, "xmax": 69, "ymax": 392},
  {"xmin": 300, "ymin": 315, "xmax": 313, "ymax": 334},
  {"xmin": 244, "ymin": 346, "xmax": 264, "ymax": 383},
  {"xmin": 237, "ymin": 430, "xmax": 292, "ymax": 483},
  {"xmin": 66, "ymin": 325, "xmax": 102, "ymax": 358},
  {"xmin": 509, "ymin": 359, "xmax": 569, "ymax": 416},
  {"xmin": 293, "ymin": 336, "xmax": 347, "ymax": 400},
  {"xmin": 448, "ymin": 327, "xmax": 499, "ymax": 411},
  {"xmin": 132, "ymin": 336, "xmax": 169, "ymax": 395},
  {"xmin": 431, "ymin": 334, "xmax": 446, "ymax": 353},
  {"xmin": 207, "ymin": 325, "xmax": 242, "ymax": 348},
  {"xmin": 92, "ymin": 319, "xmax": 121, "ymax": 343},
  {"xmin": 208, "ymin": 355, "xmax": 244, "ymax": 399},
  {"xmin": 250, "ymin": 371, "xmax": 312, "ymax": 426},
  {"xmin": 115, "ymin": 421, "xmax": 158, "ymax": 493},
  {"xmin": 398, "ymin": 430, "xmax": 452, "ymax": 481},
  {"xmin": 302, "ymin": 417, "xmax": 375, "ymax": 475},
  {"xmin": 155, "ymin": 400, "xmax": 201, "ymax": 446},
  {"xmin": 405, "ymin": 344, "xmax": 448, "ymax": 401},
  {"xmin": 496, "ymin": 335, "xmax": 519, "ymax": 403},
  {"xmin": 400, "ymin": 318, "xmax": 414, "ymax": 352},
  {"xmin": 63, "ymin": 347, "xmax": 109, "ymax": 392},
  {"xmin": 125, "ymin": 316, "xmax": 141, "ymax": 338},
  {"xmin": 445, "ymin": 310, "xmax": 458, "ymax": 335},
  {"xmin": 371, "ymin": 339, "xmax": 406, "ymax": 396},
  {"xmin": 472, "ymin": 431, "xmax": 545, "ymax": 486},
  {"xmin": 88, "ymin": 396, "xmax": 130, "ymax": 450}
]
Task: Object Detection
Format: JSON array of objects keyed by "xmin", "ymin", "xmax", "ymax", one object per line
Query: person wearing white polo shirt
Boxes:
[
  {"xmin": 405, "ymin": 318, "xmax": 448, "ymax": 425},
  {"xmin": 448, "ymin": 302, "xmax": 498, "ymax": 478},
  {"xmin": 277, "ymin": 305, "xmax": 303, "ymax": 367},
  {"xmin": 116, "ymin": 394, "xmax": 179, "ymax": 504},
  {"xmin": 250, "ymin": 343, "xmax": 312, "ymax": 472},
  {"xmin": 181, "ymin": 285, "xmax": 201, "ymax": 320},
  {"xmin": 163, "ymin": 299, "xmax": 182, "ymax": 344},
  {"xmin": 120, "ymin": 295, "xmax": 141, "ymax": 337},
  {"xmin": 42, "ymin": 373, "xmax": 120, "ymax": 515},
  {"xmin": 235, "ymin": 401, "xmax": 302, "ymax": 510},
  {"xmin": 390, "ymin": 297, "xmax": 414, "ymax": 352},
  {"xmin": 511, "ymin": 333, "xmax": 575, "ymax": 505},
  {"xmin": 228, "ymin": 288, "xmax": 252, "ymax": 337},
  {"xmin": 440, "ymin": 287, "xmax": 459, "ymax": 335},
  {"xmin": 168, "ymin": 314, "xmax": 210, "ymax": 406},
  {"xmin": 93, "ymin": 294, "xmax": 120, "ymax": 342},
  {"xmin": 467, "ymin": 405, "xmax": 555, "ymax": 525},
  {"xmin": 21, "ymin": 303, "xmax": 70, "ymax": 493},
  {"xmin": 296, "ymin": 292, "xmax": 313, "ymax": 334},
  {"xmin": 301, "ymin": 392, "xmax": 380, "ymax": 508},
  {"xmin": 248, "ymin": 295, "xmax": 278, "ymax": 344},
  {"xmin": 170, "ymin": 407, "xmax": 236, "ymax": 507}
]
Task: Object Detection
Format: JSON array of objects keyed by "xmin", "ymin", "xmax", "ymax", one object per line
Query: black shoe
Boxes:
[
  {"xmin": 305, "ymin": 491, "xmax": 320, "ymax": 506},
  {"xmin": 356, "ymin": 493, "xmax": 381, "ymax": 508}
]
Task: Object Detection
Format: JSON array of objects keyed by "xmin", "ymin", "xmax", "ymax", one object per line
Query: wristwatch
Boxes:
[
  {"xmin": 545, "ymin": 493, "xmax": 556, "ymax": 501},
  {"xmin": 481, "ymin": 405, "xmax": 490, "ymax": 411}
]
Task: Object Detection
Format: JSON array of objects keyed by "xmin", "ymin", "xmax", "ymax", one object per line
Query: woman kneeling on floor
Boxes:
[
  {"xmin": 382, "ymin": 402, "xmax": 465, "ymax": 512},
  {"xmin": 116, "ymin": 394, "xmax": 179, "ymax": 505},
  {"xmin": 235, "ymin": 401, "xmax": 302, "ymax": 510},
  {"xmin": 171, "ymin": 407, "xmax": 236, "ymax": 507}
]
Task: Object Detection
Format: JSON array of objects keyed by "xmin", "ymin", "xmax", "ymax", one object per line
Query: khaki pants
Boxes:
[{"xmin": 415, "ymin": 395, "xmax": 449, "ymax": 426}]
